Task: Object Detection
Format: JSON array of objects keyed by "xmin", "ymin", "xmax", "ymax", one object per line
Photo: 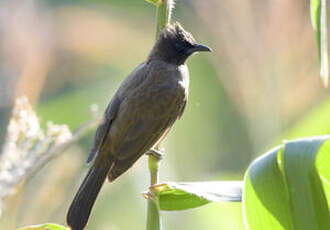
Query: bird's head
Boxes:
[{"xmin": 148, "ymin": 22, "xmax": 212, "ymax": 65}]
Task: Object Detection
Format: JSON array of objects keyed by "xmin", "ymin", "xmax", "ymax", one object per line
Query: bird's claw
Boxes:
[{"xmin": 146, "ymin": 149, "xmax": 164, "ymax": 160}]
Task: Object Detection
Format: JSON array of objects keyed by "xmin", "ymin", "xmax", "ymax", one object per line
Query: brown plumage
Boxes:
[{"xmin": 66, "ymin": 22, "xmax": 211, "ymax": 230}]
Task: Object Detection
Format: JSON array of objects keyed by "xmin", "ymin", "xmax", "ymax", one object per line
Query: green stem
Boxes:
[
  {"xmin": 146, "ymin": 196, "xmax": 162, "ymax": 230},
  {"xmin": 146, "ymin": 1, "xmax": 173, "ymax": 229},
  {"xmin": 148, "ymin": 153, "xmax": 161, "ymax": 185},
  {"xmin": 146, "ymin": 146, "xmax": 162, "ymax": 230},
  {"xmin": 155, "ymin": 0, "xmax": 172, "ymax": 39}
]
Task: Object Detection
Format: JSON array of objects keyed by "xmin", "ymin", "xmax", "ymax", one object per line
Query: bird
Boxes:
[{"xmin": 66, "ymin": 22, "xmax": 211, "ymax": 230}]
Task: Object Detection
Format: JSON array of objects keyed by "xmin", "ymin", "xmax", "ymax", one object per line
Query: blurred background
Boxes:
[{"xmin": 0, "ymin": 0, "xmax": 329, "ymax": 229}]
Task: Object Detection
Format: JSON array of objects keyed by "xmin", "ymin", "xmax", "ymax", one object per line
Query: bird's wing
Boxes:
[
  {"xmin": 108, "ymin": 116, "xmax": 174, "ymax": 181},
  {"xmin": 87, "ymin": 62, "xmax": 148, "ymax": 163},
  {"xmin": 87, "ymin": 95, "xmax": 121, "ymax": 163}
]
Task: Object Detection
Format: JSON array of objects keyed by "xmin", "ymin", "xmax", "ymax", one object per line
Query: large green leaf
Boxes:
[
  {"xmin": 150, "ymin": 181, "xmax": 242, "ymax": 211},
  {"xmin": 145, "ymin": 0, "xmax": 162, "ymax": 6},
  {"xmin": 244, "ymin": 136, "xmax": 330, "ymax": 230},
  {"xmin": 310, "ymin": 0, "xmax": 328, "ymax": 86},
  {"xmin": 20, "ymin": 223, "xmax": 69, "ymax": 230}
]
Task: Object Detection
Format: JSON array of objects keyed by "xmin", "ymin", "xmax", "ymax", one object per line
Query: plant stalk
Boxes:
[
  {"xmin": 146, "ymin": 145, "xmax": 162, "ymax": 230},
  {"xmin": 146, "ymin": 1, "xmax": 173, "ymax": 228},
  {"xmin": 155, "ymin": 0, "xmax": 172, "ymax": 39},
  {"xmin": 147, "ymin": 199, "xmax": 161, "ymax": 229}
]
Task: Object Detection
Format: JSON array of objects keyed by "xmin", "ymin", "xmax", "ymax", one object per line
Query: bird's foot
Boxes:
[{"xmin": 146, "ymin": 148, "xmax": 164, "ymax": 160}]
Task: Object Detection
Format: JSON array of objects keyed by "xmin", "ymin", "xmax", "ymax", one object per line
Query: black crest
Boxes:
[{"xmin": 148, "ymin": 22, "xmax": 198, "ymax": 64}]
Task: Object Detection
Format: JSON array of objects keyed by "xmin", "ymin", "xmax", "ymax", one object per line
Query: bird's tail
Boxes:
[{"xmin": 67, "ymin": 161, "xmax": 111, "ymax": 230}]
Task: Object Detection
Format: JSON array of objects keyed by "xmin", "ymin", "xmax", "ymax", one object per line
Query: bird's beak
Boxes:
[{"xmin": 188, "ymin": 43, "xmax": 212, "ymax": 54}]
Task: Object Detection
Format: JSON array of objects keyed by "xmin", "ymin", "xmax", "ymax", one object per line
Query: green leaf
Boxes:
[
  {"xmin": 145, "ymin": 0, "xmax": 162, "ymax": 6},
  {"xmin": 19, "ymin": 223, "xmax": 69, "ymax": 230},
  {"xmin": 311, "ymin": 0, "xmax": 321, "ymax": 30},
  {"xmin": 315, "ymin": 139, "xmax": 330, "ymax": 219},
  {"xmin": 151, "ymin": 181, "xmax": 242, "ymax": 211},
  {"xmin": 310, "ymin": 0, "xmax": 328, "ymax": 87},
  {"xmin": 244, "ymin": 136, "xmax": 330, "ymax": 230}
]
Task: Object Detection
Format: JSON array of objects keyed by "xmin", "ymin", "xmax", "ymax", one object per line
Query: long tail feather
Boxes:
[{"xmin": 67, "ymin": 162, "xmax": 111, "ymax": 230}]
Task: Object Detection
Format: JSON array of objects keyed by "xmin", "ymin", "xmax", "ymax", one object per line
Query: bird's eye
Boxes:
[
  {"xmin": 174, "ymin": 42, "xmax": 185, "ymax": 53},
  {"xmin": 174, "ymin": 42, "xmax": 182, "ymax": 49}
]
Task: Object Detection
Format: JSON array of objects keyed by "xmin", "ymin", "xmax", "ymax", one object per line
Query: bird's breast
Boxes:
[
  {"xmin": 118, "ymin": 61, "xmax": 189, "ymax": 118},
  {"xmin": 177, "ymin": 64, "xmax": 189, "ymax": 97}
]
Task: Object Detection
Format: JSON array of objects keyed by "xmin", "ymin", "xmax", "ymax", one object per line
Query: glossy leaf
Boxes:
[
  {"xmin": 244, "ymin": 136, "xmax": 330, "ymax": 230},
  {"xmin": 20, "ymin": 223, "xmax": 69, "ymax": 230},
  {"xmin": 310, "ymin": 0, "xmax": 328, "ymax": 87},
  {"xmin": 145, "ymin": 0, "xmax": 162, "ymax": 6},
  {"xmin": 151, "ymin": 181, "xmax": 242, "ymax": 211}
]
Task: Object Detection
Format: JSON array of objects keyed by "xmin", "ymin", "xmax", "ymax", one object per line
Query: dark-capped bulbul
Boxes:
[{"xmin": 66, "ymin": 22, "xmax": 211, "ymax": 230}]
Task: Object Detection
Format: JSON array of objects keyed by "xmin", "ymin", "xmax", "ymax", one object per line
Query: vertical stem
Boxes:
[
  {"xmin": 147, "ymin": 199, "xmax": 161, "ymax": 230},
  {"xmin": 155, "ymin": 0, "xmax": 172, "ymax": 39},
  {"xmin": 146, "ymin": 1, "xmax": 173, "ymax": 229},
  {"xmin": 147, "ymin": 145, "xmax": 162, "ymax": 230},
  {"xmin": 149, "ymin": 151, "xmax": 161, "ymax": 185}
]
